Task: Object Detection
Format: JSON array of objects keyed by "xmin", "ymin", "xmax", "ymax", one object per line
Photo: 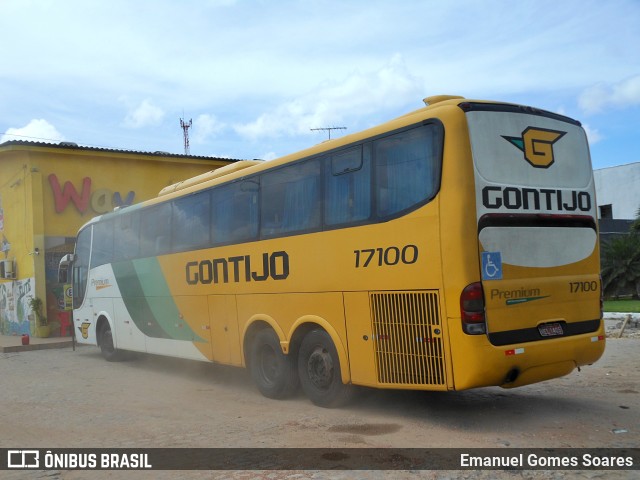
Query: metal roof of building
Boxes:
[{"xmin": 0, "ymin": 139, "xmax": 242, "ymax": 162}]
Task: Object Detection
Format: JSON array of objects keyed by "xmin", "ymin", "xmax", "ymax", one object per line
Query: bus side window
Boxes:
[
  {"xmin": 325, "ymin": 145, "xmax": 371, "ymax": 226},
  {"xmin": 261, "ymin": 159, "xmax": 321, "ymax": 237},
  {"xmin": 172, "ymin": 191, "xmax": 211, "ymax": 252},
  {"xmin": 374, "ymin": 124, "xmax": 442, "ymax": 217},
  {"xmin": 140, "ymin": 203, "xmax": 172, "ymax": 257},
  {"xmin": 91, "ymin": 219, "xmax": 114, "ymax": 268},
  {"xmin": 211, "ymin": 180, "xmax": 258, "ymax": 245},
  {"xmin": 114, "ymin": 212, "xmax": 140, "ymax": 261}
]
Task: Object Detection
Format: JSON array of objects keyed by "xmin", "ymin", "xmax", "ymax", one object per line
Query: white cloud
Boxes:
[
  {"xmin": 578, "ymin": 75, "xmax": 640, "ymax": 115},
  {"xmin": 554, "ymin": 107, "xmax": 602, "ymax": 144},
  {"xmin": 0, "ymin": 119, "xmax": 64, "ymax": 143},
  {"xmin": 234, "ymin": 54, "xmax": 422, "ymax": 141},
  {"xmin": 260, "ymin": 152, "xmax": 278, "ymax": 161},
  {"xmin": 1, "ymin": 1, "xmax": 638, "ymax": 167},
  {"xmin": 582, "ymin": 123, "xmax": 603, "ymax": 145},
  {"xmin": 192, "ymin": 114, "xmax": 226, "ymax": 144},
  {"xmin": 123, "ymin": 99, "xmax": 165, "ymax": 128}
]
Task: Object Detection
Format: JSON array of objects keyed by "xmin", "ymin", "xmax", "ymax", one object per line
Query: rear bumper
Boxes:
[{"xmin": 449, "ymin": 319, "xmax": 606, "ymax": 390}]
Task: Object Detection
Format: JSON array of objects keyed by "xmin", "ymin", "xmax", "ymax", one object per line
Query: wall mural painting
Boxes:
[{"xmin": 0, "ymin": 277, "xmax": 35, "ymax": 335}]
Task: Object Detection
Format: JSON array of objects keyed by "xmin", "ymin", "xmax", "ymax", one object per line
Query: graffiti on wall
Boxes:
[
  {"xmin": 0, "ymin": 194, "xmax": 9, "ymax": 259},
  {"xmin": 0, "ymin": 278, "xmax": 35, "ymax": 335},
  {"xmin": 48, "ymin": 174, "xmax": 136, "ymax": 214}
]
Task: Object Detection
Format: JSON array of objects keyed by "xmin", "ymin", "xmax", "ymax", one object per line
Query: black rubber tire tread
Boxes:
[
  {"xmin": 297, "ymin": 329, "xmax": 354, "ymax": 408},
  {"xmin": 249, "ymin": 328, "xmax": 299, "ymax": 399},
  {"xmin": 99, "ymin": 323, "xmax": 125, "ymax": 362}
]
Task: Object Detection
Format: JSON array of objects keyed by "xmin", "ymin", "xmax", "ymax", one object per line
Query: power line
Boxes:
[
  {"xmin": 0, "ymin": 132, "xmax": 65, "ymax": 143},
  {"xmin": 310, "ymin": 126, "xmax": 346, "ymax": 140}
]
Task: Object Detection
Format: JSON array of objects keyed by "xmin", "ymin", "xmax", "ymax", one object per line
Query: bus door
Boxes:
[
  {"xmin": 465, "ymin": 104, "xmax": 601, "ymax": 347},
  {"xmin": 67, "ymin": 226, "xmax": 98, "ymax": 343}
]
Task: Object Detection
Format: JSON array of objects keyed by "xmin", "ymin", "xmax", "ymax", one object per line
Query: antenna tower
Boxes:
[
  {"xmin": 180, "ymin": 117, "xmax": 193, "ymax": 155},
  {"xmin": 310, "ymin": 126, "xmax": 346, "ymax": 140}
]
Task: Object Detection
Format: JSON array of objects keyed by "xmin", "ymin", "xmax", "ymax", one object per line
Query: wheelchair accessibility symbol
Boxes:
[{"xmin": 481, "ymin": 252, "xmax": 503, "ymax": 280}]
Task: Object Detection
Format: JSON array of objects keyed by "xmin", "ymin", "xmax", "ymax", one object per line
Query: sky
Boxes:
[{"xmin": 1, "ymin": 0, "xmax": 639, "ymax": 169}]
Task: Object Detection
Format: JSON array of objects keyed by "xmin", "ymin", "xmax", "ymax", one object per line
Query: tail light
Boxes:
[{"xmin": 461, "ymin": 282, "xmax": 486, "ymax": 335}]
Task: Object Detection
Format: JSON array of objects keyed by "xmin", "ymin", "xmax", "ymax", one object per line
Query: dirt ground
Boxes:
[{"xmin": 1, "ymin": 319, "xmax": 638, "ymax": 480}]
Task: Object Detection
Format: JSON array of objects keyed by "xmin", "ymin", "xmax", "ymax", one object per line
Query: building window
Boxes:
[{"xmin": 599, "ymin": 204, "xmax": 613, "ymax": 219}]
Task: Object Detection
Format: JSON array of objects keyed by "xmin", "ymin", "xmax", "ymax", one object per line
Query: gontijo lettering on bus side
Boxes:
[{"xmin": 185, "ymin": 251, "xmax": 289, "ymax": 285}]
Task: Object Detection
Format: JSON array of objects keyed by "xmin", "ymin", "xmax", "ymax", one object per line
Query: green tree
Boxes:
[
  {"xmin": 632, "ymin": 206, "xmax": 640, "ymax": 233},
  {"xmin": 601, "ymin": 233, "xmax": 640, "ymax": 298}
]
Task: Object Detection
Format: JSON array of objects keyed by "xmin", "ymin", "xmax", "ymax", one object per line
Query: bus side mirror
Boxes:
[{"xmin": 58, "ymin": 254, "xmax": 75, "ymax": 283}]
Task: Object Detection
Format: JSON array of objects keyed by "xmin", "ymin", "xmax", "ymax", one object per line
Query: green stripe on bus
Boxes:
[
  {"xmin": 132, "ymin": 257, "xmax": 204, "ymax": 342},
  {"xmin": 112, "ymin": 259, "xmax": 203, "ymax": 342}
]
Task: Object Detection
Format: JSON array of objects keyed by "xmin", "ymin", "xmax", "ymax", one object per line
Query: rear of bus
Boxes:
[{"xmin": 451, "ymin": 101, "xmax": 604, "ymax": 389}]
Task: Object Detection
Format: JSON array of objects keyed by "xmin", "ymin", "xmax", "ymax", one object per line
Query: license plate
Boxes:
[{"xmin": 538, "ymin": 322, "xmax": 564, "ymax": 337}]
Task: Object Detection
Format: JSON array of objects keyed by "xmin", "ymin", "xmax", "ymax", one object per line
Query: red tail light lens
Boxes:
[{"xmin": 461, "ymin": 282, "xmax": 486, "ymax": 335}]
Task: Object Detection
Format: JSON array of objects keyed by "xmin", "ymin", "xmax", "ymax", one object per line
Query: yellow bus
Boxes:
[{"xmin": 59, "ymin": 95, "xmax": 605, "ymax": 407}]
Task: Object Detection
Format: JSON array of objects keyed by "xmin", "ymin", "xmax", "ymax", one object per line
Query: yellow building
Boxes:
[{"xmin": 0, "ymin": 140, "xmax": 235, "ymax": 337}]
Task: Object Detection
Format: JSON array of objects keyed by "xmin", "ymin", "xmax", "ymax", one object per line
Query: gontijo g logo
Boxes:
[{"xmin": 502, "ymin": 127, "xmax": 566, "ymax": 168}]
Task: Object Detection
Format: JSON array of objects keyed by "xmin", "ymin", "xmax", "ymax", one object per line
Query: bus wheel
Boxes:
[
  {"xmin": 249, "ymin": 329, "xmax": 299, "ymax": 399},
  {"xmin": 298, "ymin": 329, "xmax": 353, "ymax": 408},
  {"xmin": 99, "ymin": 323, "xmax": 124, "ymax": 362}
]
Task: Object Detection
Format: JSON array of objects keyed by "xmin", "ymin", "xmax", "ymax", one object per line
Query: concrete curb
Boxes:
[
  {"xmin": 0, "ymin": 337, "xmax": 74, "ymax": 353},
  {"xmin": 602, "ymin": 312, "xmax": 640, "ymax": 321}
]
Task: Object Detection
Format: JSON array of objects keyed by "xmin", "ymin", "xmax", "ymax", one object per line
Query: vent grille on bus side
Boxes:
[{"xmin": 370, "ymin": 291, "xmax": 446, "ymax": 386}]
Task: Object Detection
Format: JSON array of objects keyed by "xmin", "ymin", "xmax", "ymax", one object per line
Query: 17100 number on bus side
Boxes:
[
  {"xmin": 569, "ymin": 281, "xmax": 599, "ymax": 293},
  {"xmin": 354, "ymin": 245, "xmax": 419, "ymax": 268}
]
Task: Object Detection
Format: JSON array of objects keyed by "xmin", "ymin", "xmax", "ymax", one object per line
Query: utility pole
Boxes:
[
  {"xmin": 310, "ymin": 126, "xmax": 347, "ymax": 140},
  {"xmin": 180, "ymin": 117, "xmax": 192, "ymax": 155}
]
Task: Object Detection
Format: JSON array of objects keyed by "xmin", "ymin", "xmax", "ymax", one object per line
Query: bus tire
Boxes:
[
  {"xmin": 298, "ymin": 329, "xmax": 353, "ymax": 408},
  {"xmin": 99, "ymin": 323, "xmax": 124, "ymax": 362},
  {"xmin": 249, "ymin": 328, "xmax": 299, "ymax": 399}
]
